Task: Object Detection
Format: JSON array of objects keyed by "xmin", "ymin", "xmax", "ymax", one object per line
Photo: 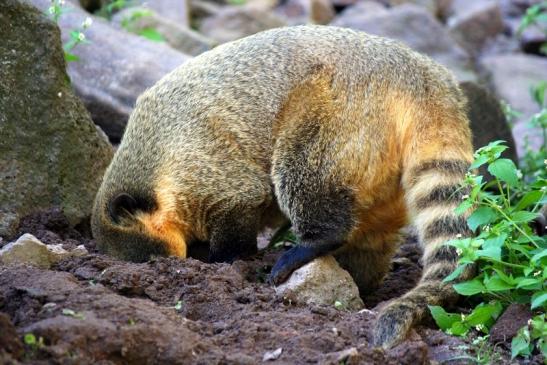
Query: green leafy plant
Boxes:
[
  {"xmin": 47, "ymin": 0, "xmax": 92, "ymax": 62},
  {"xmin": 518, "ymin": 1, "xmax": 547, "ymax": 55},
  {"xmin": 429, "ymin": 138, "xmax": 546, "ymax": 360},
  {"xmin": 121, "ymin": 9, "xmax": 165, "ymax": 43},
  {"xmin": 23, "ymin": 333, "xmax": 45, "ymax": 358},
  {"xmin": 268, "ymin": 223, "xmax": 297, "ymax": 249},
  {"xmin": 95, "ymin": 0, "xmax": 135, "ymax": 20}
]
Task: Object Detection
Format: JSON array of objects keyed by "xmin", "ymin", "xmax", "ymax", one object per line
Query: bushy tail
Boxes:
[{"xmin": 373, "ymin": 96, "xmax": 475, "ymax": 348}]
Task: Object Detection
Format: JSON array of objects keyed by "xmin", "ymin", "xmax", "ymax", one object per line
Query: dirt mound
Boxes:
[{"xmin": 0, "ymin": 209, "xmax": 522, "ymax": 364}]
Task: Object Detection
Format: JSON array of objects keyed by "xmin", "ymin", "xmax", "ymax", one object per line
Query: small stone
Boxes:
[
  {"xmin": 0, "ymin": 234, "xmax": 89, "ymax": 269},
  {"xmin": 275, "ymin": 256, "xmax": 364, "ymax": 310},
  {"xmin": 0, "ymin": 234, "xmax": 52, "ymax": 268},
  {"xmin": 262, "ymin": 347, "xmax": 283, "ymax": 361}
]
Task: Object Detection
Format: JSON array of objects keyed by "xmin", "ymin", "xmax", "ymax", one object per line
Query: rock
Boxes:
[
  {"xmin": 200, "ymin": 3, "xmax": 287, "ymax": 44},
  {"xmin": 480, "ymin": 53, "xmax": 547, "ymax": 156},
  {"xmin": 460, "ymin": 81, "xmax": 518, "ymax": 176},
  {"xmin": 0, "ymin": 234, "xmax": 88, "ymax": 269},
  {"xmin": 328, "ymin": 1, "xmax": 387, "ymax": 25},
  {"xmin": 332, "ymin": 4, "xmax": 476, "ymax": 82},
  {"xmin": 0, "ymin": 0, "xmax": 113, "ymax": 237},
  {"xmin": 262, "ymin": 347, "xmax": 283, "ymax": 361},
  {"xmin": 112, "ymin": 6, "xmax": 216, "ymax": 56},
  {"xmin": 447, "ymin": 0, "xmax": 504, "ymax": 53},
  {"xmin": 275, "ymin": 256, "xmax": 364, "ymax": 310},
  {"xmin": 388, "ymin": 0, "xmax": 437, "ymax": 14},
  {"xmin": 277, "ymin": 0, "xmax": 335, "ymax": 25},
  {"xmin": 489, "ymin": 303, "xmax": 532, "ymax": 344},
  {"xmin": 28, "ymin": 0, "xmax": 191, "ymax": 143},
  {"xmin": 0, "ymin": 313, "xmax": 24, "ymax": 361},
  {"xmin": 146, "ymin": 0, "xmax": 190, "ymax": 27},
  {"xmin": 505, "ymin": 17, "xmax": 547, "ymax": 55},
  {"xmin": 190, "ymin": 0, "xmax": 224, "ymax": 20}
]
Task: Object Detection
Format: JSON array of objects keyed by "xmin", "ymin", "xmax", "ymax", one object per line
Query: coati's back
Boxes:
[{"xmin": 92, "ymin": 25, "xmax": 474, "ymax": 348}]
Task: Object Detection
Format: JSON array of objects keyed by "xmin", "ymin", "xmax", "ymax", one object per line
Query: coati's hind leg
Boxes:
[
  {"xmin": 334, "ymin": 233, "xmax": 400, "ymax": 296},
  {"xmin": 268, "ymin": 65, "xmax": 356, "ymax": 285}
]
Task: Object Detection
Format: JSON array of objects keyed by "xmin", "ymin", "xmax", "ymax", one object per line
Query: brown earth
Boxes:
[{"xmin": 0, "ymin": 209, "xmax": 537, "ymax": 364}]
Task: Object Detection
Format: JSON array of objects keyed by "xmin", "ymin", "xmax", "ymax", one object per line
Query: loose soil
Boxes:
[{"xmin": 0, "ymin": 209, "xmax": 541, "ymax": 364}]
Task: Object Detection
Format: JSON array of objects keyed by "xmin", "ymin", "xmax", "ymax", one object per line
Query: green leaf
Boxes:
[
  {"xmin": 428, "ymin": 306, "xmax": 460, "ymax": 330},
  {"xmin": 64, "ymin": 52, "xmax": 80, "ymax": 62},
  {"xmin": 470, "ymin": 155, "xmax": 490, "ymax": 169},
  {"xmin": 453, "ymin": 279, "xmax": 485, "ymax": 296},
  {"xmin": 467, "ymin": 207, "xmax": 498, "ymax": 231},
  {"xmin": 484, "ymin": 276, "xmax": 514, "ymax": 291},
  {"xmin": 511, "ymin": 211, "xmax": 538, "ymax": 223},
  {"xmin": 24, "ymin": 333, "xmax": 36, "ymax": 346},
  {"xmin": 450, "ymin": 320, "xmax": 469, "ymax": 336},
  {"xmin": 531, "ymin": 291, "xmax": 547, "ymax": 309},
  {"xmin": 443, "ymin": 264, "xmax": 468, "ymax": 283},
  {"xmin": 137, "ymin": 28, "xmax": 165, "ymax": 42},
  {"xmin": 514, "ymin": 191, "xmax": 544, "ymax": 211},
  {"xmin": 465, "ymin": 302, "xmax": 503, "ymax": 326},
  {"xmin": 515, "ymin": 277, "xmax": 541, "ymax": 289},
  {"xmin": 488, "ymin": 158, "xmax": 519, "ymax": 187},
  {"xmin": 455, "ymin": 200, "xmax": 473, "ymax": 216},
  {"xmin": 532, "ymin": 249, "xmax": 547, "ymax": 263},
  {"xmin": 512, "ymin": 327, "xmax": 532, "ymax": 359}
]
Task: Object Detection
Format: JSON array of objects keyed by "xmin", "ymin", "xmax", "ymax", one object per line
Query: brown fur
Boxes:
[{"xmin": 92, "ymin": 25, "xmax": 476, "ymax": 349}]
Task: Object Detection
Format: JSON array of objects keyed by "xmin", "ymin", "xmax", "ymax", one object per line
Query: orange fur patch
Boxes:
[{"xmin": 137, "ymin": 178, "xmax": 188, "ymax": 257}]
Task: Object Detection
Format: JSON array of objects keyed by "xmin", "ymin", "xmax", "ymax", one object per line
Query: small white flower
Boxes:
[
  {"xmin": 533, "ymin": 271, "xmax": 541, "ymax": 277},
  {"xmin": 48, "ymin": 6, "xmax": 55, "ymax": 14},
  {"xmin": 82, "ymin": 17, "xmax": 93, "ymax": 28},
  {"xmin": 528, "ymin": 319, "xmax": 533, "ymax": 326},
  {"xmin": 456, "ymin": 248, "xmax": 463, "ymax": 255},
  {"xmin": 544, "ymin": 159, "xmax": 547, "ymax": 165},
  {"xmin": 57, "ymin": 92, "xmax": 62, "ymax": 97},
  {"xmin": 456, "ymin": 233, "xmax": 462, "ymax": 238},
  {"xmin": 475, "ymin": 324, "xmax": 485, "ymax": 331},
  {"xmin": 461, "ymin": 194, "xmax": 469, "ymax": 200},
  {"xmin": 516, "ymin": 170, "xmax": 523, "ymax": 179},
  {"xmin": 461, "ymin": 314, "xmax": 466, "ymax": 321},
  {"xmin": 78, "ymin": 32, "xmax": 85, "ymax": 41}
]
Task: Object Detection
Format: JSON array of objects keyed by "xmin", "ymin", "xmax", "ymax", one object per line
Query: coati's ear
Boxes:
[{"xmin": 108, "ymin": 193, "xmax": 138, "ymax": 224}]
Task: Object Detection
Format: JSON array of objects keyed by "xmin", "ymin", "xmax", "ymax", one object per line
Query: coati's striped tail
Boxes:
[{"xmin": 373, "ymin": 157, "xmax": 475, "ymax": 348}]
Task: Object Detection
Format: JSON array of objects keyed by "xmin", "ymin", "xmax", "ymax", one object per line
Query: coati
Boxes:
[{"xmin": 92, "ymin": 25, "xmax": 475, "ymax": 348}]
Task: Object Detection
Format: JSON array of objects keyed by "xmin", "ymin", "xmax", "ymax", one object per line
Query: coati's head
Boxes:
[{"xmin": 91, "ymin": 184, "xmax": 190, "ymax": 263}]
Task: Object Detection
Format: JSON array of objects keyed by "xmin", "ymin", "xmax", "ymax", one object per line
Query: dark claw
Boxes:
[{"xmin": 269, "ymin": 245, "xmax": 321, "ymax": 285}]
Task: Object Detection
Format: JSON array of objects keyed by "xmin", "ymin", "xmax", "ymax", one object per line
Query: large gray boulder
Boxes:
[
  {"xmin": 332, "ymin": 4, "xmax": 476, "ymax": 81},
  {"xmin": 0, "ymin": 0, "xmax": 113, "ymax": 238},
  {"xmin": 480, "ymin": 54, "xmax": 547, "ymax": 157},
  {"xmin": 28, "ymin": 0, "xmax": 192, "ymax": 142},
  {"xmin": 447, "ymin": 0, "xmax": 504, "ymax": 54},
  {"xmin": 200, "ymin": 3, "xmax": 287, "ymax": 44}
]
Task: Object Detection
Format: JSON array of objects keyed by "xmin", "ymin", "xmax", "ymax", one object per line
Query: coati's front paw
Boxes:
[
  {"xmin": 372, "ymin": 300, "xmax": 415, "ymax": 349},
  {"xmin": 269, "ymin": 246, "xmax": 300, "ymax": 285},
  {"xmin": 269, "ymin": 246, "xmax": 318, "ymax": 285}
]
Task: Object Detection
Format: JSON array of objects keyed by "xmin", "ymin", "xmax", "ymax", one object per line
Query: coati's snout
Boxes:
[{"xmin": 91, "ymin": 192, "xmax": 188, "ymax": 262}]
